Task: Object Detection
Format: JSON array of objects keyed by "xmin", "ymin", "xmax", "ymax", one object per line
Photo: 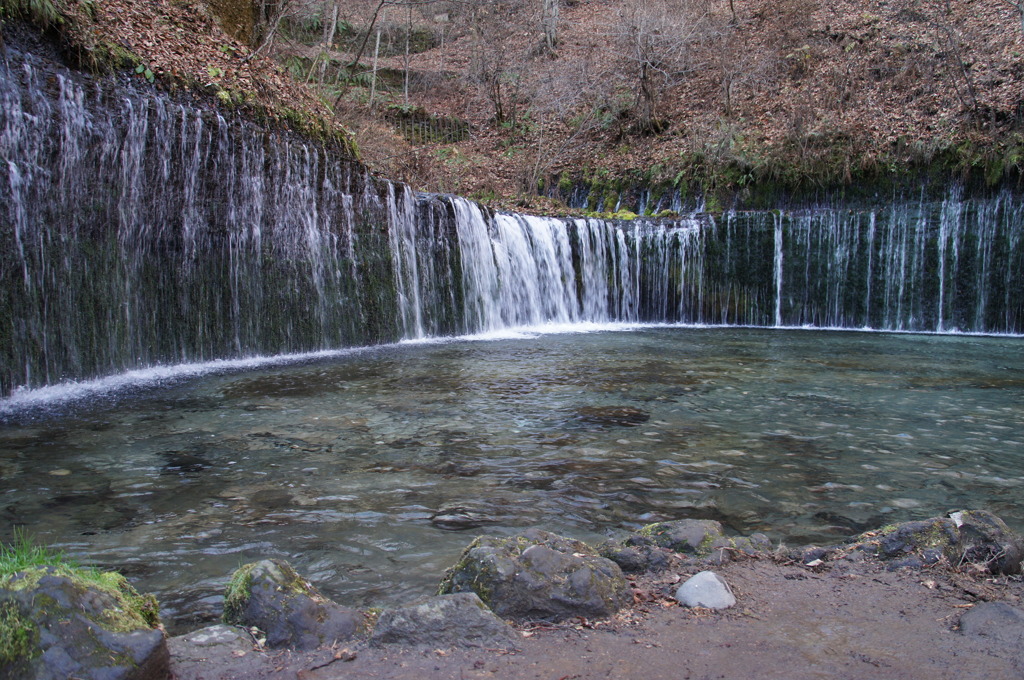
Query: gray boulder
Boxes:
[
  {"xmin": 370, "ymin": 592, "xmax": 519, "ymax": 650},
  {"xmin": 0, "ymin": 566, "xmax": 168, "ymax": 680},
  {"xmin": 222, "ymin": 559, "xmax": 362, "ymax": 650},
  {"xmin": 438, "ymin": 528, "xmax": 630, "ymax": 622},
  {"xmin": 167, "ymin": 625, "xmax": 263, "ymax": 679},
  {"xmin": 675, "ymin": 571, "xmax": 736, "ymax": 609},
  {"xmin": 638, "ymin": 519, "xmax": 725, "ymax": 556}
]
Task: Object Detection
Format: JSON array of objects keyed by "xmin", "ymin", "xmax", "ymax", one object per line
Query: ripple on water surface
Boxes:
[{"xmin": 1, "ymin": 327, "xmax": 1022, "ymax": 632}]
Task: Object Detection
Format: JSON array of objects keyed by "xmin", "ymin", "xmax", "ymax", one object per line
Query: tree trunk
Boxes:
[{"xmin": 541, "ymin": 0, "xmax": 559, "ymax": 52}]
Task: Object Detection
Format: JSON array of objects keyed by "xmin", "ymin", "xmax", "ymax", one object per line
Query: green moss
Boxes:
[
  {"xmin": 696, "ymin": 531, "xmax": 718, "ymax": 556},
  {"xmin": 222, "ymin": 562, "xmax": 256, "ymax": 623},
  {"xmin": 1, "ymin": 566, "xmax": 159, "ymax": 633},
  {"xmin": 0, "ymin": 601, "xmax": 37, "ymax": 664}
]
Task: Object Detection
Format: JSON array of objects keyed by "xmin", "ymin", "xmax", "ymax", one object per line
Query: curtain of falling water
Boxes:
[{"xmin": 2, "ymin": 48, "xmax": 1022, "ymax": 398}]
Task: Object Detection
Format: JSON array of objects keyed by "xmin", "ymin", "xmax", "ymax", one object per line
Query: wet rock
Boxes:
[
  {"xmin": 950, "ymin": 510, "xmax": 1024, "ymax": 575},
  {"xmin": 0, "ymin": 566, "xmax": 168, "ymax": 680},
  {"xmin": 575, "ymin": 406, "xmax": 650, "ymax": 427},
  {"xmin": 958, "ymin": 602, "xmax": 1024, "ymax": 644},
  {"xmin": 160, "ymin": 452, "xmax": 208, "ymax": 473},
  {"xmin": 438, "ymin": 528, "xmax": 630, "ymax": 622},
  {"xmin": 597, "ymin": 541, "xmax": 671, "ymax": 573},
  {"xmin": 638, "ymin": 519, "xmax": 725, "ymax": 556},
  {"xmin": 222, "ymin": 559, "xmax": 361, "ymax": 650},
  {"xmin": 250, "ymin": 489, "xmax": 293, "ymax": 510},
  {"xmin": 430, "ymin": 503, "xmax": 496, "ymax": 531},
  {"xmin": 168, "ymin": 625, "xmax": 262, "ymax": 678},
  {"xmin": 370, "ymin": 592, "xmax": 519, "ymax": 650},
  {"xmin": 675, "ymin": 571, "xmax": 736, "ymax": 609}
]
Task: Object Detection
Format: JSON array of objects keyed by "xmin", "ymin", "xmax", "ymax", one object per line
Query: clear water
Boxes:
[{"xmin": 1, "ymin": 327, "xmax": 1022, "ymax": 632}]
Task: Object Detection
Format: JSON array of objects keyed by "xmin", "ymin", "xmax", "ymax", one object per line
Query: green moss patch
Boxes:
[{"xmin": 0, "ymin": 601, "xmax": 37, "ymax": 664}]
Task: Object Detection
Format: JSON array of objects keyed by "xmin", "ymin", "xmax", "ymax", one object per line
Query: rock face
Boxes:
[
  {"xmin": 438, "ymin": 529, "xmax": 631, "ymax": 622},
  {"xmin": 222, "ymin": 559, "xmax": 362, "ymax": 650},
  {"xmin": 370, "ymin": 592, "xmax": 519, "ymax": 650},
  {"xmin": 675, "ymin": 571, "xmax": 737, "ymax": 610},
  {"xmin": 0, "ymin": 566, "xmax": 168, "ymax": 680}
]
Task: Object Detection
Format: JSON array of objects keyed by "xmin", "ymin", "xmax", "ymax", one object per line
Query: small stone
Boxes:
[{"xmin": 675, "ymin": 571, "xmax": 736, "ymax": 609}]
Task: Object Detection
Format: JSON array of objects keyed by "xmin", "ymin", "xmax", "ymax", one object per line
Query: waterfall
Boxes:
[{"xmin": 1, "ymin": 47, "xmax": 1022, "ymax": 398}]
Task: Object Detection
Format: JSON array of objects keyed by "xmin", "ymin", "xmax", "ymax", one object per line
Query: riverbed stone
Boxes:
[
  {"xmin": 370, "ymin": 592, "xmax": 519, "ymax": 649},
  {"xmin": 675, "ymin": 571, "xmax": 736, "ymax": 609},
  {"xmin": 222, "ymin": 559, "xmax": 361, "ymax": 650},
  {"xmin": 438, "ymin": 528, "xmax": 630, "ymax": 622},
  {"xmin": 0, "ymin": 566, "xmax": 168, "ymax": 680},
  {"xmin": 638, "ymin": 519, "xmax": 725, "ymax": 556}
]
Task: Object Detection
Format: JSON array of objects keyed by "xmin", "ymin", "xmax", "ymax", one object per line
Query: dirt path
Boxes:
[{"xmin": 169, "ymin": 557, "xmax": 1024, "ymax": 680}]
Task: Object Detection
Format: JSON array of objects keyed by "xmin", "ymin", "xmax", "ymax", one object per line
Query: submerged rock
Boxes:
[
  {"xmin": 370, "ymin": 592, "xmax": 519, "ymax": 650},
  {"xmin": 675, "ymin": 571, "xmax": 736, "ymax": 610},
  {"xmin": 430, "ymin": 503, "xmax": 497, "ymax": 531},
  {"xmin": 0, "ymin": 566, "xmax": 167, "ymax": 680},
  {"xmin": 575, "ymin": 406, "xmax": 650, "ymax": 427},
  {"xmin": 222, "ymin": 559, "xmax": 361, "ymax": 650},
  {"xmin": 438, "ymin": 528, "xmax": 630, "ymax": 622}
]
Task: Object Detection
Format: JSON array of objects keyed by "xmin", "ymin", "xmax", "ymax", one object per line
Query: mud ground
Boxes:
[{"xmin": 168, "ymin": 556, "xmax": 1024, "ymax": 680}]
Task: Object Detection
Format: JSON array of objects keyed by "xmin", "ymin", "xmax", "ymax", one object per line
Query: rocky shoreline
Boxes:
[{"xmin": 2, "ymin": 510, "xmax": 1023, "ymax": 679}]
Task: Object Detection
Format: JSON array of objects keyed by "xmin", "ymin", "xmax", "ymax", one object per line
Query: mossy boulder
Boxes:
[
  {"xmin": 0, "ymin": 566, "xmax": 167, "ymax": 680},
  {"xmin": 222, "ymin": 559, "xmax": 361, "ymax": 650},
  {"xmin": 856, "ymin": 517, "xmax": 961, "ymax": 567},
  {"xmin": 438, "ymin": 529, "xmax": 630, "ymax": 622},
  {"xmin": 820, "ymin": 510, "xmax": 1024, "ymax": 574},
  {"xmin": 638, "ymin": 519, "xmax": 726, "ymax": 556},
  {"xmin": 950, "ymin": 510, "xmax": 1024, "ymax": 574}
]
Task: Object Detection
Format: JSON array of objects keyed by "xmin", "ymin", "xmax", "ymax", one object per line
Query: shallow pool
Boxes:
[{"xmin": 1, "ymin": 327, "xmax": 1021, "ymax": 631}]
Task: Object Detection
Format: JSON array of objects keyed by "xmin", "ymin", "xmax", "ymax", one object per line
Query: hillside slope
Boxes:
[{"xmin": 4, "ymin": 0, "xmax": 1023, "ymax": 209}]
